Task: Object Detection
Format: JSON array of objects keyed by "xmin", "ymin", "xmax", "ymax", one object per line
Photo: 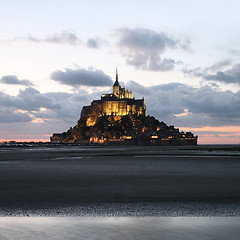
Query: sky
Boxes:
[{"xmin": 0, "ymin": 0, "xmax": 240, "ymax": 144}]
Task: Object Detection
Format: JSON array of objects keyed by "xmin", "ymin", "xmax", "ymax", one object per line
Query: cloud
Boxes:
[
  {"xmin": 183, "ymin": 61, "xmax": 240, "ymax": 85},
  {"xmin": 118, "ymin": 28, "xmax": 177, "ymax": 52},
  {"xmin": 51, "ymin": 67, "xmax": 113, "ymax": 87},
  {"xmin": 45, "ymin": 31, "xmax": 78, "ymax": 45},
  {"xmin": 37, "ymin": 80, "xmax": 240, "ymax": 128},
  {"xmin": 205, "ymin": 64, "xmax": 240, "ymax": 84},
  {"xmin": 44, "ymin": 92, "xmax": 73, "ymax": 101},
  {"xmin": 86, "ymin": 38, "xmax": 106, "ymax": 49},
  {"xmin": 117, "ymin": 28, "xmax": 191, "ymax": 71},
  {"xmin": 87, "ymin": 38, "xmax": 99, "ymax": 48},
  {"xmin": 27, "ymin": 33, "xmax": 106, "ymax": 48},
  {"xmin": 0, "ymin": 84, "xmax": 111, "ymax": 126},
  {"xmin": 126, "ymin": 81, "xmax": 151, "ymax": 95},
  {"xmin": 1, "ymin": 31, "xmax": 107, "ymax": 49},
  {"xmin": 228, "ymin": 49, "xmax": 240, "ymax": 56},
  {"xmin": 204, "ymin": 59, "xmax": 232, "ymax": 73},
  {"xmin": 26, "ymin": 31, "xmax": 79, "ymax": 45},
  {"xmin": 0, "ymin": 75, "xmax": 33, "ymax": 86},
  {"xmin": 0, "ymin": 109, "xmax": 32, "ymax": 123},
  {"xmin": 0, "ymin": 87, "xmax": 88, "ymax": 123},
  {"xmin": 0, "ymin": 88, "xmax": 60, "ymax": 112},
  {"xmin": 148, "ymin": 57, "xmax": 177, "ymax": 71},
  {"xmin": 125, "ymin": 81, "xmax": 240, "ymax": 128},
  {"xmin": 18, "ymin": 88, "xmax": 61, "ymax": 111},
  {"xmin": 1, "ymin": 78, "xmax": 240, "ymax": 141},
  {"xmin": 179, "ymin": 39, "xmax": 194, "ymax": 53}
]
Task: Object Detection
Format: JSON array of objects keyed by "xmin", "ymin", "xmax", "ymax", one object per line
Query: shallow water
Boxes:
[{"xmin": 0, "ymin": 217, "xmax": 239, "ymax": 240}]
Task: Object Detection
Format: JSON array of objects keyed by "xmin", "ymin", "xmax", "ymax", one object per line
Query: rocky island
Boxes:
[{"xmin": 51, "ymin": 70, "xmax": 197, "ymax": 145}]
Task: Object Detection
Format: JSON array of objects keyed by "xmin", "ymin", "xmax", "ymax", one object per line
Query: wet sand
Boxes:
[
  {"xmin": 0, "ymin": 146, "xmax": 240, "ymax": 216},
  {"xmin": 1, "ymin": 217, "xmax": 240, "ymax": 240}
]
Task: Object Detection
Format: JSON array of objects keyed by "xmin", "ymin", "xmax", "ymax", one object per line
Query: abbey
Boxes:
[
  {"xmin": 81, "ymin": 70, "xmax": 146, "ymax": 126},
  {"xmin": 50, "ymin": 69, "xmax": 198, "ymax": 145}
]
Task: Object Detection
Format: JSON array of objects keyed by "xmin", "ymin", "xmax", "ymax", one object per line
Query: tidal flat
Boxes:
[
  {"xmin": 0, "ymin": 217, "xmax": 240, "ymax": 240},
  {"xmin": 0, "ymin": 145, "xmax": 240, "ymax": 216}
]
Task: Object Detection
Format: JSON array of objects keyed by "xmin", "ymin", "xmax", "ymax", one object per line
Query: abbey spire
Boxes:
[{"xmin": 113, "ymin": 68, "xmax": 120, "ymax": 87}]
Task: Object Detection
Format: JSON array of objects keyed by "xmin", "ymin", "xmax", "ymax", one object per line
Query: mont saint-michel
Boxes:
[{"xmin": 51, "ymin": 70, "xmax": 197, "ymax": 145}]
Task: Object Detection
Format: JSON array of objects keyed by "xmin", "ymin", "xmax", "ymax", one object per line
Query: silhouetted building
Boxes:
[{"xmin": 50, "ymin": 133, "xmax": 64, "ymax": 143}]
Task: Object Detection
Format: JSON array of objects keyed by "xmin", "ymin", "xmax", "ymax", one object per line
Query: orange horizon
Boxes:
[
  {"xmin": 0, "ymin": 138, "xmax": 50, "ymax": 143},
  {"xmin": 1, "ymin": 125, "xmax": 240, "ymax": 144},
  {"xmin": 0, "ymin": 137, "xmax": 239, "ymax": 145}
]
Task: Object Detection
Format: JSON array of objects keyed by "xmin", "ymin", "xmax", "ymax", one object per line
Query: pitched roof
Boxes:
[{"xmin": 113, "ymin": 79, "xmax": 120, "ymax": 86}]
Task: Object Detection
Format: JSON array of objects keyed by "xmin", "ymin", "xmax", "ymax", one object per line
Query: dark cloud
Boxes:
[
  {"xmin": 44, "ymin": 92, "xmax": 73, "ymax": 101},
  {"xmin": 0, "ymin": 75, "xmax": 33, "ymax": 86},
  {"xmin": 32, "ymin": 89, "xmax": 111, "ymax": 124},
  {"xmin": 0, "ymin": 88, "xmax": 60, "ymax": 112},
  {"xmin": 43, "ymin": 80, "xmax": 239, "ymax": 128},
  {"xmin": 180, "ymin": 87, "xmax": 240, "ymax": 117},
  {"xmin": 0, "ymin": 88, "xmax": 88, "ymax": 124},
  {"xmin": 126, "ymin": 81, "xmax": 240, "ymax": 128},
  {"xmin": 44, "ymin": 83, "xmax": 240, "ymax": 127},
  {"xmin": 183, "ymin": 61, "xmax": 240, "ymax": 85},
  {"xmin": 204, "ymin": 71, "xmax": 236, "ymax": 83},
  {"xmin": 51, "ymin": 67, "xmax": 113, "ymax": 87},
  {"xmin": 0, "ymin": 109, "xmax": 32, "ymax": 123},
  {"xmin": 17, "ymin": 88, "xmax": 61, "ymax": 111},
  {"xmin": 117, "ymin": 28, "xmax": 191, "ymax": 71}
]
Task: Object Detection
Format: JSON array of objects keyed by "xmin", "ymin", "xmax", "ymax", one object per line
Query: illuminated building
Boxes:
[
  {"xmin": 81, "ymin": 69, "xmax": 146, "ymax": 126},
  {"xmin": 50, "ymin": 69, "xmax": 198, "ymax": 145}
]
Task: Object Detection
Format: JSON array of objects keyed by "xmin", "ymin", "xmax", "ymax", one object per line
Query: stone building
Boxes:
[
  {"xmin": 50, "ymin": 69, "xmax": 198, "ymax": 145},
  {"xmin": 81, "ymin": 70, "xmax": 146, "ymax": 126}
]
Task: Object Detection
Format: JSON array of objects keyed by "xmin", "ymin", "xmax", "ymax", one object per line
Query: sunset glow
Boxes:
[{"xmin": 0, "ymin": 1, "xmax": 240, "ymax": 144}]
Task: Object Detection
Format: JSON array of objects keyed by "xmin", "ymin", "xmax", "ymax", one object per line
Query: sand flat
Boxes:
[{"xmin": 0, "ymin": 146, "xmax": 240, "ymax": 216}]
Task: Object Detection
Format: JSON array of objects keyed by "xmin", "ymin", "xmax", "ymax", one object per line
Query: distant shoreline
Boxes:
[{"xmin": 0, "ymin": 144, "xmax": 240, "ymax": 157}]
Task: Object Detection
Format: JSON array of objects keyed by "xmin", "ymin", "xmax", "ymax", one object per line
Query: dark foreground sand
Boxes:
[{"xmin": 0, "ymin": 146, "xmax": 240, "ymax": 216}]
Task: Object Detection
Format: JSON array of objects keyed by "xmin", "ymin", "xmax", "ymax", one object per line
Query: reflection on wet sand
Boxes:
[{"xmin": 0, "ymin": 217, "xmax": 240, "ymax": 240}]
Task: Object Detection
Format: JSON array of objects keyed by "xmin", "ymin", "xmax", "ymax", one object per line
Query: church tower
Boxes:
[{"xmin": 113, "ymin": 68, "xmax": 120, "ymax": 98}]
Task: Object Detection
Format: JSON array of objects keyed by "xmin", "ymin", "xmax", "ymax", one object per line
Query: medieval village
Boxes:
[{"xmin": 51, "ymin": 70, "xmax": 198, "ymax": 146}]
